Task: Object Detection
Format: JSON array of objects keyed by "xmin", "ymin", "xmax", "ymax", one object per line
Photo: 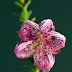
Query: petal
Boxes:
[
  {"xmin": 40, "ymin": 19, "xmax": 55, "ymax": 32},
  {"xmin": 14, "ymin": 41, "xmax": 33, "ymax": 59},
  {"xmin": 18, "ymin": 29, "xmax": 35, "ymax": 42},
  {"xmin": 34, "ymin": 50, "xmax": 55, "ymax": 71},
  {"xmin": 21, "ymin": 20, "xmax": 40, "ymax": 31},
  {"xmin": 19, "ymin": 20, "xmax": 39, "ymax": 42},
  {"xmin": 42, "ymin": 31, "xmax": 66, "ymax": 55}
]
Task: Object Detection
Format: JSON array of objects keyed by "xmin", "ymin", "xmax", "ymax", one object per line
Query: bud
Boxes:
[{"xmin": 20, "ymin": 0, "xmax": 25, "ymax": 6}]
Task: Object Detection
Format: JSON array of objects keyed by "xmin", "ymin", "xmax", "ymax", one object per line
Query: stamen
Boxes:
[
  {"xmin": 32, "ymin": 43, "xmax": 38, "ymax": 49},
  {"xmin": 38, "ymin": 32, "xmax": 42, "ymax": 42},
  {"xmin": 31, "ymin": 32, "xmax": 45, "ymax": 52}
]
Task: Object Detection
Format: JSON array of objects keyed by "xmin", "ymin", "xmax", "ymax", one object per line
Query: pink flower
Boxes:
[
  {"xmin": 14, "ymin": 19, "xmax": 66, "ymax": 71},
  {"xmin": 34, "ymin": 52, "xmax": 55, "ymax": 71}
]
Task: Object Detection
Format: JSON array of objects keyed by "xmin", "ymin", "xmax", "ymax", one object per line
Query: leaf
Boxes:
[
  {"xmin": 19, "ymin": 18, "xmax": 24, "ymax": 24},
  {"xmin": 28, "ymin": 10, "xmax": 32, "ymax": 19},
  {"xmin": 24, "ymin": 0, "xmax": 31, "ymax": 9},
  {"xmin": 20, "ymin": 8, "xmax": 29, "ymax": 20},
  {"xmin": 15, "ymin": 1, "xmax": 24, "ymax": 11},
  {"xmin": 31, "ymin": 17, "xmax": 36, "ymax": 22}
]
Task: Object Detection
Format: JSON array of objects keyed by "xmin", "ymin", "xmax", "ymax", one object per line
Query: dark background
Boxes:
[{"xmin": 1, "ymin": 0, "xmax": 72, "ymax": 72}]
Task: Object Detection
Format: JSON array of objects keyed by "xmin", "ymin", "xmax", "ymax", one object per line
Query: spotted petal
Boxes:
[
  {"xmin": 40, "ymin": 19, "xmax": 55, "ymax": 32},
  {"xmin": 42, "ymin": 31, "xmax": 66, "ymax": 54},
  {"xmin": 34, "ymin": 50, "xmax": 55, "ymax": 71},
  {"xmin": 19, "ymin": 20, "xmax": 39, "ymax": 42},
  {"xmin": 14, "ymin": 41, "xmax": 33, "ymax": 59}
]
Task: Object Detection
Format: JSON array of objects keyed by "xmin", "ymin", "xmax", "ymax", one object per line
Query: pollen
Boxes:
[{"xmin": 31, "ymin": 32, "xmax": 44, "ymax": 52}]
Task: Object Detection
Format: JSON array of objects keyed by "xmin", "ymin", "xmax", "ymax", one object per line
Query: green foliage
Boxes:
[
  {"xmin": 19, "ymin": 18, "xmax": 24, "ymax": 24},
  {"xmin": 20, "ymin": 8, "xmax": 29, "ymax": 20},
  {"xmin": 15, "ymin": 1, "xmax": 23, "ymax": 11},
  {"xmin": 24, "ymin": 0, "xmax": 31, "ymax": 10},
  {"xmin": 14, "ymin": 0, "xmax": 36, "ymax": 25},
  {"xmin": 31, "ymin": 17, "xmax": 36, "ymax": 22},
  {"xmin": 28, "ymin": 10, "xmax": 32, "ymax": 19}
]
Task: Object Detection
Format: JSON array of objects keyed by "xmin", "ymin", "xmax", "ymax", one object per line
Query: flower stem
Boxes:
[{"xmin": 35, "ymin": 68, "xmax": 40, "ymax": 72}]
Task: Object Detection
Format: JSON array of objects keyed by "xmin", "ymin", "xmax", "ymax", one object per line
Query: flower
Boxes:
[{"xmin": 14, "ymin": 19, "xmax": 66, "ymax": 71}]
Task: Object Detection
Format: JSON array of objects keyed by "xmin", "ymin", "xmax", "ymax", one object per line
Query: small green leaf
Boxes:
[
  {"xmin": 20, "ymin": 8, "xmax": 29, "ymax": 20},
  {"xmin": 15, "ymin": 1, "xmax": 23, "ymax": 11},
  {"xmin": 24, "ymin": 0, "xmax": 31, "ymax": 9},
  {"xmin": 31, "ymin": 17, "xmax": 36, "ymax": 22},
  {"xmin": 19, "ymin": 18, "xmax": 24, "ymax": 24},
  {"xmin": 28, "ymin": 10, "xmax": 32, "ymax": 19}
]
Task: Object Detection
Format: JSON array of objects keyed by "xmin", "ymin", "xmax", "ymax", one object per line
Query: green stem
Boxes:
[{"xmin": 35, "ymin": 68, "xmax": 40, "ymax": 72}]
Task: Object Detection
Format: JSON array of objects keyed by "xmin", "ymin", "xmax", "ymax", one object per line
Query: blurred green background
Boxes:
[{"xmin": 1, "ymin": 0, "xmax": 72, "ymax": 72}]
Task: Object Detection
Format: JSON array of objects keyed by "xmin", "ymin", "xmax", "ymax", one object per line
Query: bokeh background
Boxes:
[{"xmin": 1, "ymin": 0, "xmax": 72, "ymax": 72}]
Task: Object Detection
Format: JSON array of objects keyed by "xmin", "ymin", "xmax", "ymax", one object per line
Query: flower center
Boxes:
[{"xmin": 32, "ymin": 32, "xmax": 44, "ymax": 52}]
